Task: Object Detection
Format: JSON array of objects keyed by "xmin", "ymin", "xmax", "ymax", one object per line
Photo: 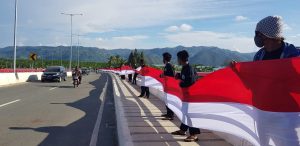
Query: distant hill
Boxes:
[{"xmin": 0, "ymin": 46, "xmax": 256, "ymax": 67}]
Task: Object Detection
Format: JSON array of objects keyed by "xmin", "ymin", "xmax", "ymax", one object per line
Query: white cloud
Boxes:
[
  {"xmin": 283, "ymin": 23, "xmax": 292, "ymax": 30},
  {"xmin": 80, "ymin": 35, "xmax": 150, "ymax": 49},
  {"xmin": 235, "ymin": 16, "xmax": 248, "ymax": 22},
  {"xmin": 112, "ymin": 35, "xmax": 148, "ymax": 41},
  {"xmin": 96, "ymin": 37, "xmax": 104, "ymax": 41},
  {"xmin": 165, "ymin": 24, "xmax": 192, "ymax": 32},
  {"xmin": 11, "ymin": 0, "xmax": 245, "ymax": 34},
  {"xmin": 164, "ymin": 31, "xmax": 257, "ymax": 53},
  {"xmin": 287, "ymin": 35, "xmax": 300, "ymax": 47},
  {"xmin": 165, "ymin": 26, "xmax": 179, "ymax": 32},
  {"xmin": 180, "ymin": 24, "xmax": 193, "ymax": 31},
  {"xmin": 1, "ymin": 0, "xmax": 284, "ymax": 50}
]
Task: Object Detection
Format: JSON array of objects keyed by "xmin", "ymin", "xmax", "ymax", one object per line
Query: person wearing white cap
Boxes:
[
  {"xmin": 253, "ymin": 16, "xmax": 300, "ymax": 146},
  {"xmin": 253, "ymin": 15, "xmax": 300, "ymax": 61}
]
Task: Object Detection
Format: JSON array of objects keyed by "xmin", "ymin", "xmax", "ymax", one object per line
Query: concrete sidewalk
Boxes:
[{"xmin": 112, "ymin": 74, "xmax": 232, "ymax": 146}]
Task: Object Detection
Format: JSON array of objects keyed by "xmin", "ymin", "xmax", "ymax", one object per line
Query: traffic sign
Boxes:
[{"xmin": 29, "ymin": 53, "xmax": 37, "ymax": 61}]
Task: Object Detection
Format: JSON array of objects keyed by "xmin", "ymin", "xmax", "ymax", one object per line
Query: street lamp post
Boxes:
[
  {"xmin": 73, "ymin": 34, "xmax": 85, "ymax": 67},
  {"xmin": 76, "ymin": 35, "xmax": 80, "ymax": 67},
  {"xmin": 60, "ymin": 47, "xmax": 62, "ymax": 66},
  {"xmin": 13, "ymin": 0, "xmax": 18, "ymax": 73},
  {"xmin": 61, "ymin": 13, "xmax": 82, "ymax": 70}
]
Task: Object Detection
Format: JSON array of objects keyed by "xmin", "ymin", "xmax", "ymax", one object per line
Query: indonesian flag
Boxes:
[
  {"xmin": 119, "ymin": 65, "xmax": 135, "ymax": 75},
  {"xmin": 100, "ymin": 66, "xmax": 135, "ymax": 75},
  {"xmin": 138, "ymin": 58, "xmax": 300, "ymax": 146}
]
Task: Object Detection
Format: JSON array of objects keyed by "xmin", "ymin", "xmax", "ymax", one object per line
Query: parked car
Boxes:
[
  {"xmin": 41, "ymin": 66, "xmax": 67, "ymax": 82},
  {"xmin": 81, "ymin": 68, "xmax": 90, "ymax": 75}
]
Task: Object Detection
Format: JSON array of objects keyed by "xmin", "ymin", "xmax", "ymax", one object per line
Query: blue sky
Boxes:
[{"xmin": 0, "ymin": 0, "xmax": 300, "ymax": 53}]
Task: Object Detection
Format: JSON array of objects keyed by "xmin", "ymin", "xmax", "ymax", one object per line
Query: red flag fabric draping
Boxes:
[{"xmin": 138, "ymin": 58, "xmax": 300, "ymax": 146}]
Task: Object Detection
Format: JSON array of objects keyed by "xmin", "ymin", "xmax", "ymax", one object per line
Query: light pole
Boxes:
[
  {"xmin": 73, "ymin": 34, "xmax": 85, "ymax": 67},
  {"xmin": 61, "ymin": 12, "xmax": 83, "ymax": 70},
  {"xmin": 60, "ymin": 47, "xmax": 62, "ymax": 66},
  {"xmin": 41, "ymin": 55, "xmax": 43, "ymax": 68},
  {"xmin": 13, "ymin": 0, "xmax": 18, "ymax": 73}
]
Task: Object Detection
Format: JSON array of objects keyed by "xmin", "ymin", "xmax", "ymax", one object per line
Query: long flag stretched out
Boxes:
[
  {"xmin": 138, "ymin": 58, "xmax": 300, "ymax": 146},
  {"xmin": 100, "ymin": 65, "xmax": 135, "ymax": 75}
]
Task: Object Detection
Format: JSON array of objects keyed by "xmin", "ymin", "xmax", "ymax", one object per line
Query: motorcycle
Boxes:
[{"xmin": 72, "ymin": 74, "xmax": 79, "ymax": 88}]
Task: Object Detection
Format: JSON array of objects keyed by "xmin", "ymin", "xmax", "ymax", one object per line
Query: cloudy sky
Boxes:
[{"xmin": 0, "ymin": 0, "xmax": 300, "ymax": 53}]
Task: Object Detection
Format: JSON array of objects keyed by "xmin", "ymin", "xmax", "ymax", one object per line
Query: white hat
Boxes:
[{"xmin": 254, "ymin": 16, "xmax": 284, "ymax": 47}]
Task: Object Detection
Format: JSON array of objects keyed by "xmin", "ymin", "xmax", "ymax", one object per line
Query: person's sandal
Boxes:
[
  {"xmin": 171, "ymin": 130, "xmax": 186, "ymax": 136},
  {"xmin": 161, "ymin": 114, "xmax": 168, "ymax": 117},
  {"xmin": 162, "ymin": 117, "xmax": 173, "ymax": 120},
  {"xmin": 184, "ymin": 135, "xmax": 199, "ymax": 142}
]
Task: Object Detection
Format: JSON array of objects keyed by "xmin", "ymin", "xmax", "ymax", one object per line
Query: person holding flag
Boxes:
[
  {"xmin": 160, "ymin": 52, "xmax": 175, "ymax": 120},
  {"xmin": 171, "ymin": 50, "xmax": 200, "ymax": 142},
  {"xmin": 138, "ymin": 59, "xmax": 150, "ymax": 98},
  {"xmin": 253, "ymin": 16, "xmax": 300, "ymax": 61}
]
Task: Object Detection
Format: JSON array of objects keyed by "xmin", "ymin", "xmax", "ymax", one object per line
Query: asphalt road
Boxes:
[{"xmin": 0, "ymin": 73, "xmax": 117, "ymax": 146}]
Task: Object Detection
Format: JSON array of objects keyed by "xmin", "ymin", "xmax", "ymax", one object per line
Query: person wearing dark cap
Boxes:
[
  {"xmin": 160, "ymin": 52, "xmax": 175, "ymax": 120},
  {"xmin": 138, "ymin": 59, "xmax": 150, "ymax": 98},
  {"xmin": 254, "ymin": 15, "xmax": 300, "ymax": 61},
  {"xmin": 171, "ymin": 50, "xmax": 200, "ymax": 142}
]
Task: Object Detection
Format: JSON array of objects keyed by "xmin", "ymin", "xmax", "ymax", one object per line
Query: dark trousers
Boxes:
[
  {"xmin": 166, "ymin": 106, "xmax": 174, "ymax": 117},
  {"xmin": 133, "ymin": 73, "xmax": 138, "ymax": 84},
  {"xmin": 121, "ymin": 75, "xmax": 125, "ymax": 80},
  {"xmin": 180, "ymin": 123, "xmax": 200, "ymax": 135},
  {"xmin": 79, "ymin": 76, "xmax": 82, "ymax": 83},
  {"xmin": 128, "ymin": 74, "xmax": 132, "ymax": 82},
  {"xmin": 140, "ymin": 86, "xmax": 149, "ymax": 97}
]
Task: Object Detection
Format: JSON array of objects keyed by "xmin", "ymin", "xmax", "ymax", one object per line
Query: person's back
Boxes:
[
  {"xmin": 164, "ymin": 62, "xmax": 175, "ymax": 77},
  {"xmin": 72, "ymin": 67, "xmax": 81, "ymax": 80},
  {"xmin": 179, "ymin": 63, "xmax": 197, "ymax": 88}
]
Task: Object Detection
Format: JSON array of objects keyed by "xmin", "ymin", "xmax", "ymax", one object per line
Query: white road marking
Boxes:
[
  {"xmin": 49, "ymin": 87, "xmax": 58, "ymax": 90},
  {"xmin": 89, "ymin": 78, "xmax": 108, "ymax": 146},
  {"xmin": 0, "ymin": 99, "xmax": 21, "ymax": 108}
]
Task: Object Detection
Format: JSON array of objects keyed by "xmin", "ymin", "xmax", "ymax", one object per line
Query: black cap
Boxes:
[
  {"xmin": 163, "ymin": 52, "xmax": 172, "ymax": 61},
  {"xmin": 177, "ymin": 50, "xmax": 189, "ymax": 62}
]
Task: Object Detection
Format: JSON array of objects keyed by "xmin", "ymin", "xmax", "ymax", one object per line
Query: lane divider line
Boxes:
[
  {"xmin": 111, "ymin": 74, "xmax": 134, "ymax": 146},
  {"xmin": 0, "ymin": 99, "xmax": 21, "ymax": 108},
  {"xmin": 89, "ymin": 77, "xmax": 108, "ymax": 146},
  {"xmin": 49, "ymin": 87, "xmax": 58, "ymax": 90}
]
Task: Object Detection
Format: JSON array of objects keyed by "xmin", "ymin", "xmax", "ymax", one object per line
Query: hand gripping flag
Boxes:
[{"xmin": 138, "ymin": 58, "xmax": 300, "ymax": 146}]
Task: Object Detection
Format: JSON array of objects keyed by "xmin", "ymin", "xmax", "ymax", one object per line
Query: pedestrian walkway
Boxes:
[{"xmin": 112, "ymin": 74, "xmax": 232, "ymax": 146}]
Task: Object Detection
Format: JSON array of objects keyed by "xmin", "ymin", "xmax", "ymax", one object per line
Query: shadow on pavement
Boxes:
[
  {"xmin": 113, "ymin": 75, "xmax": 183, "ymax": 146},
  {"xmin": 116, "ymin": 75, "xmax": 226, "ymax": 146},
  {"xmin": 10, "ymin": 73, "xmax": 116, "ymax": 146},
  {"xmin": 39, "ymin": 85, "xmax": 75, "ymax": 88}
]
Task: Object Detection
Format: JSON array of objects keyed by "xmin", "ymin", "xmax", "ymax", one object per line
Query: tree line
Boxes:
[
  {"xmin": 107, "ymin": 49, "xmax": 145, "ymax": 68},
  {"xmin": 0, "ymin": 58, "xmax": 108, "ymax": 69}
]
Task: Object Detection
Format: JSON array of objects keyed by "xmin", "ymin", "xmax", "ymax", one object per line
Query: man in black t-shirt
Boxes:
[
  {"xmin": 160, "ymin": 52, "xmax": 175, "ymax": 120},
  {"xmin": 171, "ymin": 50, "xmax": 200, "ymax": 142}
]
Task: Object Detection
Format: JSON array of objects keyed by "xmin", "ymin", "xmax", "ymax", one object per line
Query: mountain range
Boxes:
[{"xmin": 0, "ymin": 46, "xmax": 256, "ymax": 67}]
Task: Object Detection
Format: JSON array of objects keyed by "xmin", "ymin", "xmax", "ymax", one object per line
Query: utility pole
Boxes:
[
  {"xmin": 13, "ymin": 0, "xmax": 18, "ymax": 73},
  {"xmin": 61, "ymin": 12, "xmax": 83, "ymax": 70}
]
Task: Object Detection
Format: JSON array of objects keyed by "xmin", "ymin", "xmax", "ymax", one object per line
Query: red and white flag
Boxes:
[{"xmin": 138, "ymin": 58, "xmax": 300, "ymax": 146}]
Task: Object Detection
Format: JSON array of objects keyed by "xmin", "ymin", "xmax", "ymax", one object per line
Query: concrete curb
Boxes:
[
  {"xmin": 0, "ymin": 72, "xmax": 43, "ymax": 86},
  {"xmin": 110, "ymin": 73, "xmax": 134, "ymax": 146},
  {"xmin": 0, "ymin": 72, "xmax": 72, "ymax": 87}
]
